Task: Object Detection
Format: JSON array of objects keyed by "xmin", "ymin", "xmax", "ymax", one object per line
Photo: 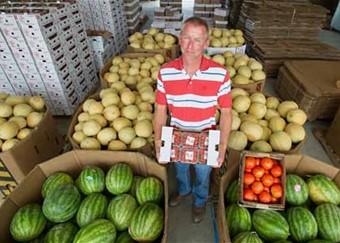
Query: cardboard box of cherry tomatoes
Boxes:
[{"xmin": 239, "ymin": 151, "xmax": 286, "ymax": 210}]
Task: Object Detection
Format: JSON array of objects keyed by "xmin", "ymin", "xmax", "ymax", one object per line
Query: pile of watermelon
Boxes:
[
  {"xmin": 225, "ymin": 173, "xmax": 340, "ymax": 242},
  {"xmin": 9, "ymin": 163, "xmax": 164, "ymax": 242}
]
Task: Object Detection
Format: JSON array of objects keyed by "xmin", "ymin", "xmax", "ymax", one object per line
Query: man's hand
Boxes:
[
  {"xmin": 212, "ymin": 146, "xmax": 227, "ymax": 168},
  {"xmin": 154, "ymin": 139, "xmax": 168, "ymax": 164}
]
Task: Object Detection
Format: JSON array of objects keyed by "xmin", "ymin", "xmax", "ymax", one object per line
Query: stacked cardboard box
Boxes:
[
  {"xmin": 237, "ymin": 0, "xmax": 329, "ymax": 41},
  {"xmin": 87, "ymin": 30, "xmax": 115, "ymax": 70},
  {"xmin": 124, "ymin": 0, "xmax": 143, "ymax": 34},
  {"xmin": 152, "ymin": 6, "xmax": 183, "ymax": 35},
  {"xmin": 213, "ymin": 8, "xmax": 229, "ymax": 28},
  {"xmin": 78, "ymin": 0, "xmax": 128, "ymax": 54},
  {"xmin": 160, "ymin": 0, "xmax": 182, "ymax": 10},
  {"xmin": 194, "ymin": 0, "xmax": 223, "ymax": 26},
  {"xmin": 0, "ymin": 1, "xmax": 98, "ymax": 115}
]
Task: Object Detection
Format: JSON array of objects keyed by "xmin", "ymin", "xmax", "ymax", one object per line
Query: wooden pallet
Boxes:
[{"xmin": 313, "ymin": 128, "xmax": 340, "ymax": 168}]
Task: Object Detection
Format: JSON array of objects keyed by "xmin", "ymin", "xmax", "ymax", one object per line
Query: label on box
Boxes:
[{"xmin": 214, "ymin": 8, "xmax": 228, "ymax": 17}]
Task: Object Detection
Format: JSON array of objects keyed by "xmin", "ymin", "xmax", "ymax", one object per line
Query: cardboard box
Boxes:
[
  {"xmin": 217, "ymin": 151, "xmax": 340, "ymax": 243},
  {"xmin": 126, "ymin": 43, "xmax": 180, "ymax": 60},
  {"xmin": 66, "ymin": 93, "xmax": 156, "ymax": 159},
  {"xmin": 0, "ymin": 150, "xmax": 168, "ymax": 243},
  {"xmin": 206, "ymin": 45, "xmax": 247, "ymax": 55},
  {"xmin": 159, "ymin": 126, "xmax": 220, "ymax": 167},
  {"xmin": 326, "ymin": 107, "xmax": 340, "ymax": 157},
  {"xmin": 238, "ymin": 151, "xmax": 286, "ymax": 210},
  {"xmin": 0, "ymin": 110, "xmax": 64, "ymax": 198},
  {"xmin": 232, "ymin": 79, "xmax": 266, "ymax": 93}
]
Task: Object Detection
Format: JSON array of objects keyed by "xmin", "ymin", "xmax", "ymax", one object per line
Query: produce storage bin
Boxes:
[
  {"xmin": 0, "ymin": 150, "xmax": 168, "ymax": 243},
  {"xmin": 0, "ymin": 110, "xmax": 64, "ymax": 198},
  {"xmin": 217, "ymin": 150, "xmax": 340, "ymax": 242}
]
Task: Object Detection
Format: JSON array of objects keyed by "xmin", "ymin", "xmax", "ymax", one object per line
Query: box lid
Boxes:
[{"xmin": 284, "ymin": 60, "xmax": 340, "ymax": 97}]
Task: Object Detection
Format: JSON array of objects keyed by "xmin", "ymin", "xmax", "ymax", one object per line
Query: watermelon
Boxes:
[
  {"xmin": 41, "ymin": 172, "xmax": 73, "ymax": 198},
  {"xmin": 130, "ymin": 176, "xmax": 144, "ymax": 197},
  {"xmin": 252, "ymin": 209, "xmax": 289, "ymax": 241},
  {"xmin": 314, "ymin": 203, "xmax": 340, "ymax": 242},
  {"xmin": 44, "ymin": 222, "xmax": 78, "ymax": 243},
  {"xmin": 225, "ymin": 179, "xmax": 239, "ymax": 204},
  {"xmin": 129, "ymin": 203, "xmax": 164, "ymax": 242},
  {"xmin": 10, "ymin": 204, "xmax": 47, "ymax": 242},
  {"xmin": 76, "ymin": 193, "xmax": 108, "ymax": 227},
  {"xmin": 116, "ymin": 231, "xmax": 135, "ymax": 243},
  {"xmin": 42, "ymin": 184, "xmax": 81, "ymax": 223},
  {"xmin": 136, "ymin": 176, "xmax": 163, "ymax": 205},
  {"xmin": 232, "ymin": 231, "xmax": 263, "ymax": 243},
  {"xmin": 285, "ymin": 174, "xmax": 308, "ymax": 206},
  {"xmin": 307, "ymin": 240, "xmax": 334, "ymax": 243},
  {"xmin": 273, "ymin": 241, "xmax": 293, "ymax": 243},
  {"xmin": 307, "ymin": 175, "xmax": 340, "ymax": 205},
  {"xmin": 287, "ymin": 207, "xmax": 318, "ymax": 242},
  {"xmin": 73, "ymin": 219, "xmax": 116, "ymax": 243},
  {"xmin": 225, "ymin": 204, "xmax": 251, "ymax": 237},
  {"xmin": 76, "ymin": 166, "xmax": 105, "ymax": 195},
  {"xmin": 107, "ymin": 194, "xmax": 138, "ymax": 231},
  {"xmin": 106, "ymin": 163, "xmax": 133, "ymax": 195}
]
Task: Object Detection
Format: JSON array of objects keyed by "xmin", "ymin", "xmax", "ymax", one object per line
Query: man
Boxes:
[{"xmin": 153, "ymin": 17, "xmax": 232, "ymax": 224}]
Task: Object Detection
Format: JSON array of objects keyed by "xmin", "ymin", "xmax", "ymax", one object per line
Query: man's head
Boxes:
[{"xmin": 179, "ymin": 17, "xmax": 209, "ymax": 59}]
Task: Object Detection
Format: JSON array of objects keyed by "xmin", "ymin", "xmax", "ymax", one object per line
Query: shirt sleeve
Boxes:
[
  {"xmin": 155, "ymin": 71, "xmax": 167, "ymax": 105},
  {"xmin": 217, "ymin": 72, "xmax": 232, "ymax": 108}
]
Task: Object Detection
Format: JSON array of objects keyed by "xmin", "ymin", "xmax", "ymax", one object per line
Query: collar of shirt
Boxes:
[{"xmin": 178, "ymin": 55, "xmax": 210, "ymax": 77}]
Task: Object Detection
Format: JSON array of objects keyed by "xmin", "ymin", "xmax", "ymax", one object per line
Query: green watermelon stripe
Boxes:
[
  {"xmin": 315, "ymin": 203, "xmax": 340, "ymax": 241},
  {"xmin": 226, "ymin": 180, "xmax": 239, "ymax": 204},
  {"xmin": 45, "ymin": 222, "xmax": 78, "ymax": 243},
  {"xmin": 77, "ymin": 193, "xmax": 108, "ymax": 227},
  {"xmin": 73, "ymin": 219, "xmax": 116, "ymax": 243},
  {"xmin": 288, "ymin": 207, "xmax": 317, "ymax": 241}
]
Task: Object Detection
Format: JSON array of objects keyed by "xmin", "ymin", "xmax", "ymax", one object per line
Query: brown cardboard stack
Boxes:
[
  {"xmin": 237, "ymin": 0, "xmax": 329, "ymax": 41},
  {"xmin": 152, "ymin": 6, "xmax": 183, "ymax": 34},
  {"xmin": 124, "ymin": 0, "xmax": 143, "ymax": 34},
  {"xmin": 326, "ymin": 107, "xmax": 340, "ymax": 163},
  {"xmin": 276, "ymin": 60, "xmax": 340, "ymax": 121},
  {"xmin": 194, "ymin": 0, "xmax": 223, "ymax": 26},
  {"xmin": 248, "ymin": 39, "xmax": 340, "ymax": 77},
  {"xmin": 160, "ymin": 0, "xmax": 182, "ymax": 10},
  {"xmin": 213, "ymin": 8, "xmax": 229, "ymax": 28}
]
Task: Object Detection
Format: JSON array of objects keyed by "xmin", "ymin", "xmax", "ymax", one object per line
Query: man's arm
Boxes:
[
  {"xmin": 216, "ymin": 107, "xmax": 232, "ymax": 167},
  {"xmin": 153, "ymin": 104, "xmax": 168, "ymax": 161}
]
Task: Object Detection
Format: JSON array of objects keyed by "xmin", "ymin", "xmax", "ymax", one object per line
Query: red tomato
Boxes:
[
  {"xmin": 243, "ymin": 188, "xmax": 256, "ymax": 201},
  {"xmin": 262, "ymin": 174, "xmax": 274, "ymax": 187},
  {"xmin": 260, "ymin": 158, "xmax": 274, "ymax": 170},
  {"xmin": 259, "ymin": 191, "xmax": 272, "ymax": 203},
  {"xmin": 263, "ymin": 186, "xmax": 270, "ymax": 192},
  {"xmin": 271, "ymin": 183, "xmax": 283, "ymax": 198},
  {"xmin": 252, "ymin": 166, "xmax": 265, "ymax": 178},
  {"xmin": 273, "ymin": 177, "xmax": 281, "ymax": 184},
  {"xmin": 244, "ymin": 173, "xmax": 255, "ymax": 186},
  {"xmin": 251, "ymin": 181, "xmax": 264, "ymax": 195},
  {"xmin": 271, "ymin": 164, "xmax": 283, "ymax": 178},
  {"xmin": 245, "ymin": 157, "xmax": 256, "ymax": 171}
]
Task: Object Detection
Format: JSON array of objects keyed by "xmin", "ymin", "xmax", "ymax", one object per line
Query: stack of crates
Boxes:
[
  {"xmin": 78, "ymin": 0, "xmax": 128, "ymax": 54},
  {"xmin": 0, "ymin": 1, "xmax": 98, "ymax": 115},
  {"xmin": 124, "ymin": 0, "xmax": 142, "ymax": 35}
]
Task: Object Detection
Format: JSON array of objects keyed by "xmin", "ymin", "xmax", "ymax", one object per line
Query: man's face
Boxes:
[{"xmin": 179, "ymin": 23, "xmax": 209, "ymax": 59}]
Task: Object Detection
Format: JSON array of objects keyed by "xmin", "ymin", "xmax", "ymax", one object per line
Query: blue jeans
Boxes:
[{"xmin": 175, "ymin": 162, "xmax": 212, "ymax": 207}]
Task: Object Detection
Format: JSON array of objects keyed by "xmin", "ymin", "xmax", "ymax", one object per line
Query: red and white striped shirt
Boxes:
[{"xmin": 156, "ymin": 56, "xmax": 232, "ymax": 131}]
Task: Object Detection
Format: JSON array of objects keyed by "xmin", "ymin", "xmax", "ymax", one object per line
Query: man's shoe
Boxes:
[
  {"xmin": 192, "ymin": 205, "xmax": 206, "ymax": 224},
  {"xmin": 169, "ymin": 192, "xmax": 191, "ymax": 207}
]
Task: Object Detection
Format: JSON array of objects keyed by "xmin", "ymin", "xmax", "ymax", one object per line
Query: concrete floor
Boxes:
[{"xmin": 54, "ymin": 2, "xmax": 340, "ymax": 243}]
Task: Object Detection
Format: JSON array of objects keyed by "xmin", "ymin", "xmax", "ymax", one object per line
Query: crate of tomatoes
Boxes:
[{"xmin": 239, "ymin": 151, "xmax": 286, "ymax": 210}]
